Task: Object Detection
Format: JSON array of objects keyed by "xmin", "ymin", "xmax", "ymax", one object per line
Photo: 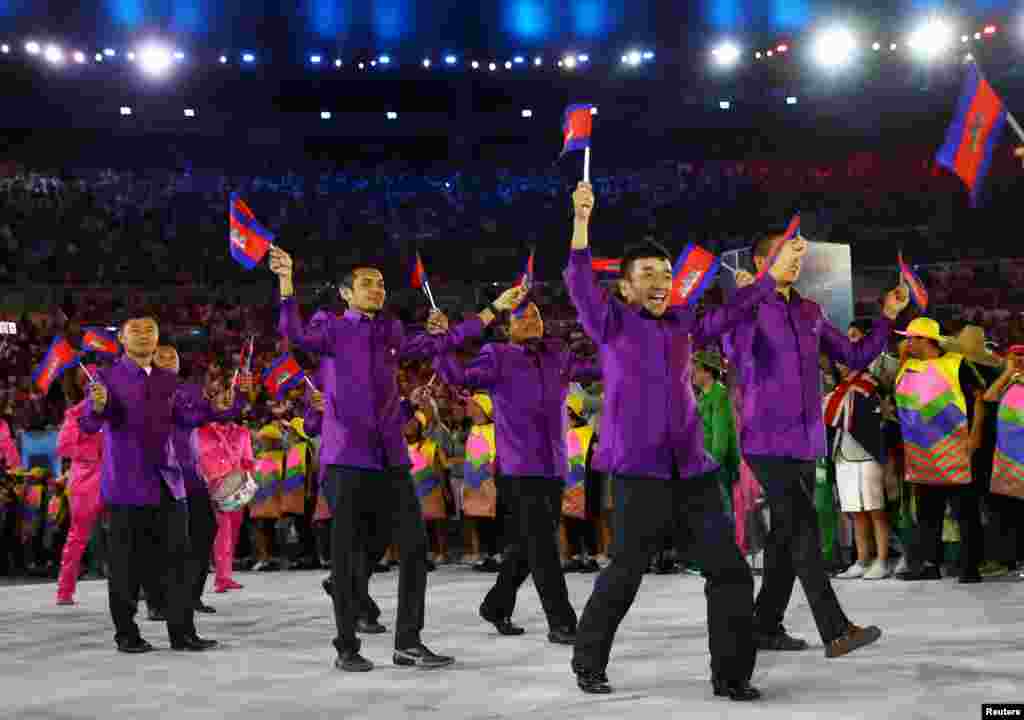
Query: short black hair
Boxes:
[
  {"xmin": 120, "ymin": 315, "xmax": 159, "ymax": 332},
  {"xmin": 339, "ymin": 264, "xmax": 382, "ymax": 292},
  {"xmin": 621, "ymin": 241, "xmax": 672, "ymax": 280},
  {"xmin": 751, "ymin": 226, "xmax": 791, "ymax": 259}
]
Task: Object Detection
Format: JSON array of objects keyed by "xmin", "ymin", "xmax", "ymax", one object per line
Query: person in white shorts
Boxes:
[{"xmin": 825, "ymin": 323, "xmax": 891, "ymax": 581}]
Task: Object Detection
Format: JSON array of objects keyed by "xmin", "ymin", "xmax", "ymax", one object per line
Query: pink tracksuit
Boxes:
[
  {"xmin": 54, "ymin": 401, "xmax": 104, "ymax": 602},
  {"xmin": 195, "ymin": 422, "xmax": 254, "ymax": 591},
  {"xmin": 0, "ymin": 419, "xmax": 20, "ymax": 471}
]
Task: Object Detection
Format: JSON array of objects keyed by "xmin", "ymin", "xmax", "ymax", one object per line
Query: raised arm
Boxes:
[
  {"xmin": 820, "ymin": 316, "xmax": 892, "ymax": 371},
  {"xmin": 684, "ymin": 273, "xmax": 775, "ymax": 347},
  {"xmin": 563, "ymin": 183, "xmax": 620, "ymax": 344},
  {"xmin": 80, "ymin": 370, "xmax": 116, "ymax": 434},
  {"xmin": 269, "ymin": 246, "xmax": 336, "ymax": 356},
  {"xmin": 432, "ymin": 345, "xmax": 500, "ymax": 391},
  {"xmin": 399, "ymin": 285, "xmax": 526, "ymax": 361}
]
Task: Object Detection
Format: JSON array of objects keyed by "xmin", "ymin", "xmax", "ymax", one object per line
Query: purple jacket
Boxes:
[
  {"xmin": 80, "ymin": 358, "xmax": 221, "ymax": 505},
  {"xmin": 279, "ymin": 299, "xmax": 483, "ymax": 471},
  {"xmin": 433, "ymin": 339, "xmax": 600, "ymax": 478},
  {"xmin": 725, "ymin": 287, "xmax": 892, "ymax": 460},
  {"xmin": 564, "ymin": 248, "xmax": 776, "ymax": 480}
]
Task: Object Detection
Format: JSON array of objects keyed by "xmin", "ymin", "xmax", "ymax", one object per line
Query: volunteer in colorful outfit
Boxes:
[
  {"xmin": 564, "ymin": 181, "xmax": 799, "ymax": 700},
  {"xmin": 895, "ymin": 318, "xmax": 988, "ymax": 584},
  {"xmin": 402, "ymin": 410, "xmax": 450, "ymax": 564},
  {"xmin": 728, "ymin": 233, "xmax": 907, "ymax": 659},
  {"xmin": 269, "ymin": 245, "xmax": 525, "ymax": 673},
  {"xmin": 54, "ymin": 365, "xmax": 102, "ymax": 605},
  {"xmin": 434, "ymin": 300, "xmax": 600, "ymax": 642},
  {"xmin": 561, "ymin": 392, "xmax": 601, "ymax": 572},
  {"xmin": 460, "ymin": 393, "xmax": 501, "ymax": 570}
]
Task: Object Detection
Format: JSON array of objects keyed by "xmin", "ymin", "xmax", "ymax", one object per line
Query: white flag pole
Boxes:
[
  {"xmin": 304, "ymin": 376, "xmax": 317, "ymax": 392},
  {"xmin": 583, "ymin": 146, "xmax": 591, "ymax": 183},
  {"xmin": 79, "ymin": 363, "xmax": 95, "ymax": 385},
  {"xmin": 422, "ymin": 278, "xmax": 439, "ymax": 311}
]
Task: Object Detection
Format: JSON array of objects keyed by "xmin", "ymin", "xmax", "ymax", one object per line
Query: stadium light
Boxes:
[
  {"xmin": 521, "ymin": 109, "xmax": 533, "ymax": 118},
  {"xmin": 776, "ymin": 44, "xmax": 789, "ymax": 53},
  {"xmin": 533, "ymin": 56, "xmax": 542, "ymax": 66},
  {"xmin": 719, "ymin": 100, "xmax": 731, "ymax": 110},
  {"xmin": 379, "ymin": 55, "xmax": 391, "ymax": 64},
  {"xmin": 577, "ymin": 54, "xmax": 589, "ymax": 62},
  {"xmin": 624, "ymin": 50, "xmax": 642, "ymax": 66},
  {"xmin": 786, "ymin": 96, "xmax": 798, "ymax": 104},
  {"xmin": 335, "ymin": 58, "xmax": 342, "ymax": 67},
  {"xmin": 0, "ymin": 44, "xmax": 8, "ymax": 54},
  {"xmin": 310, "ymin": 54, "xmax": 322, "ymax": 64},
  {"xmin": 872, "ymin": 42, "xmax": 881, "ymax": 50},
  {"xmin": 242, "ymin": 53, "xmax": 255, "ymax": 63},
  {"xmin": 73, "ymin": 51, "xmax": 85, "ymax": 63},
  {"xmin": 219, "ymin": 55, "xmax": 228, "ymax": 64},
  {"xmin": 44, "ymin": 44, "xmax": 64, "ymax": 64},
  {"xmin": 445, "ymin": 55, "xmax": 457, "ymax": 65},
  {"xmin": 422, "ymin": 58, "xmax": 431, "ymax": 67},
  {"xmin": 184, "ymin": 108, "xmax": 195, "ymax": 117},
  {"xmin": 812, "ymin": 27, "xmax": 856, "ymax": 68},
  {"xmin": 320, "ymin": 111, "xmax": 331, "ymax": 119},
  {"xmin": 907, "ymin": 18, "xmax": 953, "ymax": 60},
  {"xmin": 590, "ymin": 106, "xmax": 598, "ymax": 115},
  {"xmin": 25, "ymin": 41, "xmax": 40, "ymax": 55},
  {"xmin": 505, "ymin": 60, "xmax": 512, "ymax": 69},
  {"xmin": 712, "ymin": 41, "xmax": 741, "ymax": 68},
  {"xmin": 358, "ymin": 62, "xmax": 365, "ymax": 69},
  {"xmin": 471, "ymin": 60, "xmax": 480, "ymax": 69},
  {"xmin": 126, "ymin": 51, "xmax": 135, "ymax": 61},
  {"xmin": 961, "ymin": 34, "xmax": 969, "ymax": 43},
  {"xmin": 173, "ymin": 50, "xmax": 185, "ymax": 60},
  {"xmin": 103, "ymin": 48, "xmax": 115, "ymax": 57},
  {"xmin": 489, "ymin": 61, "xmax": 496, "ymax": 70},
  {"xmin": 94, "ymin": 53, "xmax": 103, "ymax": 62},
  {"xmin": 139, "ymin": 44, "xmax": 172, "ymax": 75},
  {"xmin": 642, "ymin": 51, "xmax": 654, "ymax": 60},
  {"xmin": 563, "ymin": 55, "xmax": 576, "ymax": 69},
  {"xmin": 514, "ymin": 56, "xmax": 524, "ymax": 64},
  {"xmin": 119, "ymin": 106, "xmax": 132, "ymax": 116},
  {"xmin": 386, "ymin": 111, "xmax": 398, "ymax": 120}
]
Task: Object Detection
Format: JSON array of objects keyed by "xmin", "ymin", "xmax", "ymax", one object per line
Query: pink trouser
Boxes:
[
  {"xmin": 56, "ymin": 491, "xmax": 105, "ymax": 600},
  {"xmin": 213, "ymin": 510, "xmax": 244, "ymax": 586}
]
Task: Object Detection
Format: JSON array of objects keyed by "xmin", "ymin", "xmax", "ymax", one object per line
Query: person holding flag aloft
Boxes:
[
  {"xmin": 268, "ymin": 245, "xmax": 526, "ymax": 673},
  {"xmin": 564, "ymin": 181, "xmax": 804, "ymax": 699},
  {"xmin": 432, "ymin": 278, "xmax": 600, "ymax": 645}
]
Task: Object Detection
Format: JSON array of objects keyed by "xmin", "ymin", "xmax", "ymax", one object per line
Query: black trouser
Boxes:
[
  {"xmin": 573, "ymin": 470, "xmax": 755, "ymax": 682},
  {"xmin": 108, "ymin": 481, "xmax": 193, "ymax": 645},
  {"xmin": 322, "ymin": 475, "xmax": 385, "ymax": 624},
  {"xmin": 187, "ymin": 487, "xmax": 217, "ymax": 607},
  {"xmin": 913, "ymin": 482, "xmax": 982, "ymax": 574},
  {"xmin": 480, "ymin": 475, "xmax": 577, "ymax": 631},
  {"xmin": 746, "ymin": 456, "xmax": 850, "ymax": 644},
  {"xmin": 329, "ymin": 465, "xmax": 427, "ymax": 654}
]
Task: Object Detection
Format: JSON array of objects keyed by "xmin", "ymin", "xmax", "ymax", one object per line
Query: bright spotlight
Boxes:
[
  {"xmin": 974, "ymin": 32, "xmax": 981, "ymax": 40},
  {"xmin": 813, "ymin": 27, "xmax": 856, "ymax": 68},
  {"xmin": 590, "ymin": 106, "xmax": 597, "ymax": 115},
  {"xmin": 521, "ymin": 109, "xmax": 533, "ymax": 118},
  {"xmin": 371, "ymin": 60, "xmax": 377, "ymax": 67},
  {"xmin": 786, "ymin": 96, "xmax": 798, "ymax": 105},
  {"xmin": 320, "ymin": 111, "xmax": 331, "ymax": 120},
  {"xmin": 471, "ymin": 60, "xmax": 479, "ymax": 69},
  {"xmin": 73, "ymin": 51, "xmax": 86, "ymax": 63},
  {"xmin": 310, "ymin": 54, "xmax": 322, "ymax": 64},
  {"xmin": 1, "ymin": 44, "xmax": 8, "ymax": 54},
  {"xmin": 103, "ymin": 48, "xmax": 116, "ymax": 57},
  {"xmin": 624, "ymin": 50, "xmax": 642, "ymax": 66},
  {"xmin": 219, "ymin": 55, "xmax": 228, "ymax": 64},
  {"xmin": 712, "ymin": 42, "xmax": 741, "ymax": 67},
  {"xmin": 514, "ymin": 56, "xmax": 524, "ymax": 64},
  {"xmin": 379, "ymin": 55, "xmax": 391, "ymax": 64},
  {"xmin": 94, "ymin": 53, "xmax": 103, "ymax": 62},
  {"xmin": 445, "ymin": 55, "xmax": 457, "ymax": 65},
  {"xmin": 173, "ymin": 50, "xmax": 185, "ymax": 60},
  {"xmin": 25, "ymin": 41, "xmax": 40, "ymax": 55},
  {"xmin": 184, "ymin": 108, "xmax": 195, "ymax": 117},
  {"xmin": 139, "ymin": 45, "xmax": 172, "ymax": 75},
  {"xmin": 489, "ymin": 62, "xmax": 496, "ymax": 70},
  {"xmin": 533, "ymin": 56, "xmax": 542, "ymax": 66},
  {"xmin": 422, "ymin": 58, "xmax": 431, "ymax": 67},
  {"xmin": 563, "ymin": 55, "xmax": 576, "ymax": 69},
  {"xmin": 777, "ymin": 44, "xmax": 789, "ymax": 53},
  {"xmin": 386, "ymin": 111, "xmax": 398, "ymax": 120},
  {"xmin": 961, "ymin": 34, "xmax": 969, "ymax": 43},
  {"xmin": 890, "ymin": 42, "xmax": 897, "ymax": 50},
  {"xmin": 127, "ymin": 51, "xmax": 135, "ymax": 60},
  {"xmin": 719, "ymin": 100, "xmax": 731, "ymax": 110},
  {"xmin": 872, "ymin": 42, "xmax": 881, "ymax": 50},
  {"xmin": 504, "ymin": 60, "xmax": 512, "ymax": 69},
  {"xmin": 242, "ymin": 53, "xmax": 255, "ymax": 63},
  {"xmin": 358, "ymin": 62, "xmax": 365, "ymax": 69},
  {"xmin": 334, "ymin": 58, "xmax": 342, "ymax": 67},
  {"xmin": 577, "ymin": 54, "xmax": 589, "ymax": 62},
  {"xmin": 755, "ymin": 51, "xmax": 762, "ymax": 59},
  {"xmin": 766, "ymin": 50, "xmax": 773, "ymax": 56},
  {"xmin": 907, "ymin": 18, "xmax": 953, "ymax": 59},
  {"xmin": 119, "ymin": 106, "xmax": 132, "ymax": 116},
  {"xmin": 44, "ymin": 45, "xmax": 64, "ymax": 64},
  {"xmin": 642, "ymin": 51, "xmax": 654, "ymax": 59}
]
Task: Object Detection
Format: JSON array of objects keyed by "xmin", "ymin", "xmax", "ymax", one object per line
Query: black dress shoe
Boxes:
[
  {"xmin": 147, "ymin": 608, "xmax": 167, "ymax": 622},
  {"xmin": 393, "ymin": 644, "xmax": 455, "ymax": 668},
  {"xmin": 901, "ymin": 565, "xmax": 941, "ymax": 581},
  {"xmin": 572, "ymin": 663, "xmax": 612, "ymax": 694},
  {"xmin": 755, "ymin": 628, "xmax": 808, "ymax": 651},
  {"xmin": 548, "ymin": 627, "xmax": 576, "ymax": 645},
  {"xmin": 171, "ymin": 635, "xmax": 219, "ymax": 651},
  {"xmin": 480, "ymin": 608, "xmax": 525, "ymax": 636},
  {"xmin": 712, "ymin": 677, "xmax": 761, "ymax": 701},
  {"xmin": 117, "ymin": 638, "xmax": 154, "ymax": 654},
  {"xmin": 335, "ymin": 651, "xmax": 374, "ymax": 672},
  {"xmin": 194, "ymin": 603, "xmax": 216, "ymax": 614},
  {"xmin": 356, "ymin": 618, "xmax": 387, "ymax": 634}
]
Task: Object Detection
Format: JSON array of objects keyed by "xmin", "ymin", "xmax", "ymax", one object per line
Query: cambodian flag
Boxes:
[
  {"xmin": 670, "ymin": 243, "xmax": 721, "ymax": 308},
  {"xmin": 936, "ymin": 62, "xmax": 1007, "ymax": 207},
  {"xmin": 511, "ymin": 248, "xmax": 535, "ymax": 318},
  {"xmin": 410, "ymin": 251, "xmax": 428, "ymax": 290},
  {"xmin": 591, "ymin": 258, "xmax": 621, "ymax": 273},
  {"xmin": 755, "ymin": 213, "xmax": 800, "ymax": 280},
  {"xmin": 560, "ymin": 104, "xmax": 594, "ymax": 156},
  {"xmin": 229, "ymin": 193, "xmax": 274, "ymax": 270},
  {"xmin": 262, "ymin": 354, "xmax": 305, "ymax": 399},
  {"xmin": 32, "ymin": 337, "xmax": 79, "ymax": 394},
  {"xmin": 82, "ymin": 327, "xmax": 120, "ymax": 357},
  {"xmin": 898, "ymin": 252, "xmax": 929, "ymax": 311}
]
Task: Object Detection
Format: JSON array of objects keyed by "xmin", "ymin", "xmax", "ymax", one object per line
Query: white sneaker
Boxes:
[
  {"xmin": 892, "ymin": 556, "xmax": 909, "ymax": 576},
  {"xmin": 863, "ymin": 559, "xmax": 890, "ymax": 580},
  {"xmin": 836, "ymin": 562, "xmax": 865, "ymax": 579}
]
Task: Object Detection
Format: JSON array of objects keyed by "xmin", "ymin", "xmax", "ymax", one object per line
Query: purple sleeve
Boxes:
[
  {"xmin": 432, "ymin": 345, "xmax": 499, "ymax": 391},
  {"xmin": 279, "ymin": 297, "xmax": 334, "ymax": 356},
  {"xmin": 80, "ymin": 368, "xmax": 115, "ymax": 434},
  {"xmin": 688, "ymin": 273, "xmax": 776, "ymax": 348},
  {"xmin": 567, "ymin": 351, "xmax": 602, "ymax": 384},
  {"xmin": 173, "ymin": 384, "xmax": 218, "ymax": 430},
  {"xmin": 398, "ymin": 316, "xmax": 485, "ymax": 361},
  {"xmin": 821, "ymin": 314, "xmax": 893, "ymax": 371},
  {"xmin": 564, "ymin": 248, "xmax": 619, "ymax": 344}
]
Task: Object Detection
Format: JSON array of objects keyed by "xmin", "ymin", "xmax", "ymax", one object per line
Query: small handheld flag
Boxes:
[
  {"xmin": 411, "ymin": 252, "xmax": 438, "ymax": 310},
  {"xmin": 560, "ymin": 104, "xmax": 594, "ymax": 182},
  {"xmin": 670, "ymin": 243, "xmax": 721, "ymax": 308},
  {"xmin": 755, "ymin": 213, "xmax": 800, "ymax": 280},
  {"xmin": 897, "ymin": 252, "xmax": 929, "ymax": 311},
  {"xmin": 262, "ymin": 354, "xmax": 306, "ymax": 399},
  {"xmin": 81, "ymin": 327, "xmax": 120, "ymax": 357},
  {"xmin": 229, "ymin": 193, "xmax": 275, "ymax": 270},
  {"xmin": 32, "ymin": 337, "xmax": 79, "ymax": 395},
  {"xmin": 591, "ymin": 258, "xmax": 621, "ymax": 274},
  {"xmin": 511, "ymin": 248, "xmax": 535, "ymax": 318}
]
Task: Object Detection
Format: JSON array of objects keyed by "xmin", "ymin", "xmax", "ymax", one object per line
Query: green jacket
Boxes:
[{"xmin": 697, "ymin": 381, "xmax": 739, "ymax": 474}]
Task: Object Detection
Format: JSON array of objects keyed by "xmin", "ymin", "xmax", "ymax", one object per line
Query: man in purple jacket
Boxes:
[
  {"xmin": 563, "ymin": 182, "xmax": 804, "ymax": 700},
  {"xmin": 727, "ymin": 233, "xmax": 908, "ymax": 659},
  {"xmin": 269, "ymin": 246, "xmax": 525, "ymax": 672},
  {"xmin": 83, "ymin": 317, "xmax": 236, "ymax": 654},
  {"xmin": 433, "ymin": 301, "xmax": 600, "ymax": 644}
]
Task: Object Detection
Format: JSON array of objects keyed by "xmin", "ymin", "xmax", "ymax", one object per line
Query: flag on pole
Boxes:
[
  {"xmin": 262, "ymin": 354, "xmax": 305, "ymax": 399},
  {"xmin": 898, "ymin": 252, "xmax": 929, "ymax": 311},
  {"xmin": 32, "ymin": 337, "xmax": 79, "ymax": 394},
  {"xmin": 755, "ymin": 213, "xmax": 800, "ymax": 280},
  {"xmin": 241, "ymin": 336, "xmax": 255, "ymax": 373},
  {"xmin": 229, "ymin": 193, "xmax": 275, "ymax": 269},
  {"xmin": 560, "ymin": 104, "xmax": 594, "ymax": 157},
  {"xmin": 591, "ymin": 258, "xmax": 621, "ymax": 273},
  {"xmin": 936, "ymin": 62, "xmax": 1008, "ymax": 207},
  {"xmin": 670, "ymin": 243, "xmax": 721, "ymax": 308},
  {"xmin": 81, "ymin": 327, "xmax": 120, "ymax": 357},
  {"xmin": 410, "ymin": 251, "xmax": 428, "ymax": 290},
  {"xmin": 511, "ymin": 248, "xmax": 535, "ymax": 318}
]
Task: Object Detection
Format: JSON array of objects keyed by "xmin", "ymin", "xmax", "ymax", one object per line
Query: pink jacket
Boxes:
[
  {"xmin": 194, "ymin": 423, "xmax": 255, "ymax": 491},
  {"xmin": 56, "ymin": 401, "xmax": 103, "ymax": 497}
]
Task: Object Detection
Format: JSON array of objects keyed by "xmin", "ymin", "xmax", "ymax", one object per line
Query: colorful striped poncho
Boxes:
[
  {"xmin": 463, "ymin": 424, "xmax": 497, "ymax": 518},
  {"xmin": 562, "ymin": 425, "xmax": 594, "ymax": 520},
  {"xmin": 895, "ymin": 354, "xmax": 971, "ymax": 486},
  {"xmin": 13, "ymin": 468, "xmax": 48, "ymax": 544},
  {"xmin": 410, "ymin": 439, "xmax": 446, "ymax": 520},
  {"xmin": 46, "ymin": 474, "xmax": 69, "ymax": 532},
  {"xmin": 992, "ymin": 382, "xmax": 1024, "ymax": 498},
  {"xmin": 251, "ymin": 418, "xmax": 310, "ymax": 519}
]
